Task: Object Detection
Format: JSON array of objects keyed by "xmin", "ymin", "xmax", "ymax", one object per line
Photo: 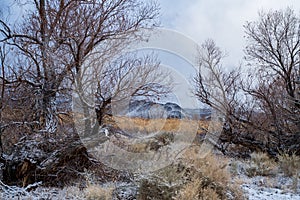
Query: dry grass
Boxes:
[
  {"xmin": 246, "ymin": 152, "xmax": 277, "ymax": 177},
  {"xmin": 57, "ymin": 112, "xmax": 210, "ymax": 136},
  {"xmin": 175, "ymin": 146, "xmax": 245, "ymax": 200},
  {"xmin": 201, "ymin": 187, "xmax": 220, "ymax": 200},
  {"xmin": 100, "ymin": 116, "xmax": 210, "ymax": 155},
  {"xmin": 107, "ymin": 116, "xmax": 209, "ymax": 135},
  {"xmin": 175, "ymin": 179, "xmax": 221, "ymax": 200},
  {"xmin": 176, "ymin": 179, "xmax": 202, "ymax": 200},
  {"xmin": 277, "ymin": 151, "xmax": 300, "ymax": 177},
  {"xmin": 136, "ymin": 145, "xmax": 242, "ymax": 200},
  {"xmin": 277, "ymin": 151, "xmax": 300, "ymax": 192},
  {"xmin": 82, "ymin": 168, "xmax": 115, "ymax": 200},
  {"xmin": 84, "ymin": 185, "xmax": 114, "ymax": 200},
  {"xmin": 181, "ymin": 146, "xmax": 230, "ymax": 184}
]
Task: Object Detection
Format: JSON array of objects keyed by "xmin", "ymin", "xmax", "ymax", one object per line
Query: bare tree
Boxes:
[
  {"xmin": 193, "ymin": 39, "xmax": 246, "ymax": 154},
  {"xmin": 244, "ymin": 8, "xmax": 300, "ymax": 106},
  {"xmin": 0, "ymin": 0, "xmax": 159, "ymax": 133},
  {"xmin": 194, "ymin": 39, "xmax": 241, "ymax": 116},
  {"xmin": 194, "ymin": 8, "xmax": 300, "ymax": 157},
  {"xmin": 73, "ymin": 52, "xmax": 172, "ymax": 136},
  {"xmin": 244, "ymin": 8, "xmax": 300, "ymax": 151},
  {"xmin": 0, "ymin": 0, "xmax": 163, "ymax": 187}
]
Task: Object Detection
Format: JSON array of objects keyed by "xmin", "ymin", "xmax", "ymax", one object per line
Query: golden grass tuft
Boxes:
[
  {"xmin": 201, "ymin": 187, "xmax": 220, "ymax": 200},
  {"xmin": 246, "ymin": 152, "xmax": 277, "ymax": 177},
  {"xmin": 277, "ymin": 151, "xmax": 300, "ymax": 177},
  {"xmin": 136, "ymin": 144, "xmax": 244, "ymax": 200},
  {"xmin": 182, "ymin": 146, "xmax": 231, "ymax": 186},
  {"xmin": 175, "ymin": 146, "xmax": 245, "ymax": 200},
  {"xmin": 84, "ymin": 184, "xmax": 114, "ymax": 200},
  {"xmin": 107, "ymin": 116, "xmax": 209, "ymax": 135},
  {"xmin": 175, "ymin": 178, "xmax": 202, "ymax": 200}
]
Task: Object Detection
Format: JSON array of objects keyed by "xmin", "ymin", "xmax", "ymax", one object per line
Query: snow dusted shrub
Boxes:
[
  {"xmin": 84, "ymin": 185, "xmax": 114, "ymax": 200},
  {"xmin": 175, "ymin": 178, "xmax": 201, "ymax": 199},
  {"xmin": 136, "ymin": 164, "xmax": 184, "ymax": 199},
  {"xmin": 278, "ymin": 151, "xmax": 300, "ymax": 192},
  {"xmin": 246, "ymin": 152, "xmax": 277, "ymax": 177},
  {"xmin": 175, "ymin": 146, "xmax": 245, "ymax": 200},
  {"xmin": 278, "ymin": 151, "xmax": 300, "ymax": 177}
]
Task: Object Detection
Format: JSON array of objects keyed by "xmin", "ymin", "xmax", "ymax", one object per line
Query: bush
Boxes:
[
  {"xmin": 136, "ymin": 146, "xmax": 242, "ymax": 200},
  {"xmin": 85, "ymin": 185, "xmax": 114, "ymax": 200},
  {"xmin": 277, "ymin": 151, "xmax": 300, "ymax": 192},
  {"xmin": 175, "ymin": 146, "xmax": 245, "ymax": 200},
  {"xmin": 246, "ymin": 152, "xmax": 276, "ymax": 177},
  {"xmin": 175, "ymin": 179, "xmax": 201, "ymax": 199},
  {"xmin": 277, "ymin": 151, "xmax": 300, "ymax": 177}
]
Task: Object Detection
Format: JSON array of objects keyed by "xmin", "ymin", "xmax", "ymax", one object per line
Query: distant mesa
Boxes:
[{"xmin": 127, "ymin": 100, "xmax": 211, "ymax": 120}]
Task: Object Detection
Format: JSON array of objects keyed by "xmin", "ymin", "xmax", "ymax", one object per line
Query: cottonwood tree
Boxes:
[
  {"xmin": 243, "ymin": 8, "xmax": 300, "ymax": 152},
  {"xmin": 194, "ymin": 8, "xmax": 300, "ymax": 157},
  {"xmin": 0, "ymin": 0, "xmax": 164, "ymax": 187},
  {"xmin": 0, "ymin": 0, "xmax": 159, "ymax": 133},
  {"xmin": 244, "ymin": 8, "xmax": 300, "ymax": 107},
  {"xmin": 194, "ymin": 39, "xmax": 283, "ymax": 157}
]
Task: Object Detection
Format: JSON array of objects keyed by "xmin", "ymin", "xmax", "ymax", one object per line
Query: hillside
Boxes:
[{"xmin": 127, "ymin": 100, "xmax": 211, "ymax": 120}]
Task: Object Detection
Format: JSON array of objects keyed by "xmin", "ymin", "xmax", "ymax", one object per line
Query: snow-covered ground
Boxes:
[
  {"xmin": 242, "ymin": 184, "xmax": 300, "ymax": 200},
  {"xmin": 230, "ymin": 158, "xmax": 300, "ymax": 200}
]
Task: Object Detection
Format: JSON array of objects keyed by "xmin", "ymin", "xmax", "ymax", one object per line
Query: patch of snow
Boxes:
[
  {"xmin": 229, "ymin": 158, "xmax": 300, "ymax": 200},
  {"xmin": 242, "ymin": 184, "xmax": 300, "ymax": 200}
]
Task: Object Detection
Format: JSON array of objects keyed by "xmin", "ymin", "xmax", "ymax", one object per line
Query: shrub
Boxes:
[
  {"xmin": 175, "ymin": 179, "xmax": 201, "ymax": 199},
  {"xmin": 277, "ymin": 151, "xmax": 300, "ymax": 177},
  {"xmin": 85, "ymin": 185, "xmax": 114, "ymax": 200},
  {"xmin": 174, "ymin": 146, "xmax": 245, "ymax": 200},
  {"xmin": 136, "ymin": 147, "xmax": 235, "ymax": 200},
  {"xmin": 246, "ymin": 152, "xmax": 276, "ymax": 177},
  {"xmin": 137, "ymin": 178, "xmax": 178, "ymax": 200},
  {"xmin": 277, "ymin": 151, "xmax": 300, "ymax": 192}
]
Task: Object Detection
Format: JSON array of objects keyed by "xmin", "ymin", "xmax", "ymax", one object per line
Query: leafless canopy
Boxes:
[
  {"xmin": 0, "ymin": 0, "xmax": 160, "ymax": 132},
  {"xmin": 244, "ymin": 8, "xmax": 300, "ymax": 107},
  {"xmin": 244, "ymin": 8, "xmax": 300, "ymax": 136},
  {"xmin": 194, "ymin": 8, "xmax": 300, "ymax": 157}
]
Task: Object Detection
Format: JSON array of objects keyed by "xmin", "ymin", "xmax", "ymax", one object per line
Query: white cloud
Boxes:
[{"xmin": 160, "ymin": 0, "xmax": 300, "ymax": 68}]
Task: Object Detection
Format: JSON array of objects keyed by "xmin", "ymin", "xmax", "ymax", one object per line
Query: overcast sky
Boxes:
[
  {"xmin": 2, "ymin": 0, "xmax": 299, "ymax": 68},
  {"xmin": 159, "ymin": 0, "xmax": 300, "ymax": 68}
]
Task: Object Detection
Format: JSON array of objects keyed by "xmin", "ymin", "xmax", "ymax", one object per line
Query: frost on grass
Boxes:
[{"xmin": 0, "ymin": 180, "xmax": 117, "ymax": 200}]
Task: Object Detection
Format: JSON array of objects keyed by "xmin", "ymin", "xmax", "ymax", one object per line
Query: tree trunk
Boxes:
[
  {"xmin": 34, "ymin": 87, "xmax": 58, "ymax": 133},
  {"xmin": 96, "ymin": 97, "xmax": 112, "ymax": 126},
  {"xmin": 43, "ymin": 93, "xmax": 58, "ymax": 134}
]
